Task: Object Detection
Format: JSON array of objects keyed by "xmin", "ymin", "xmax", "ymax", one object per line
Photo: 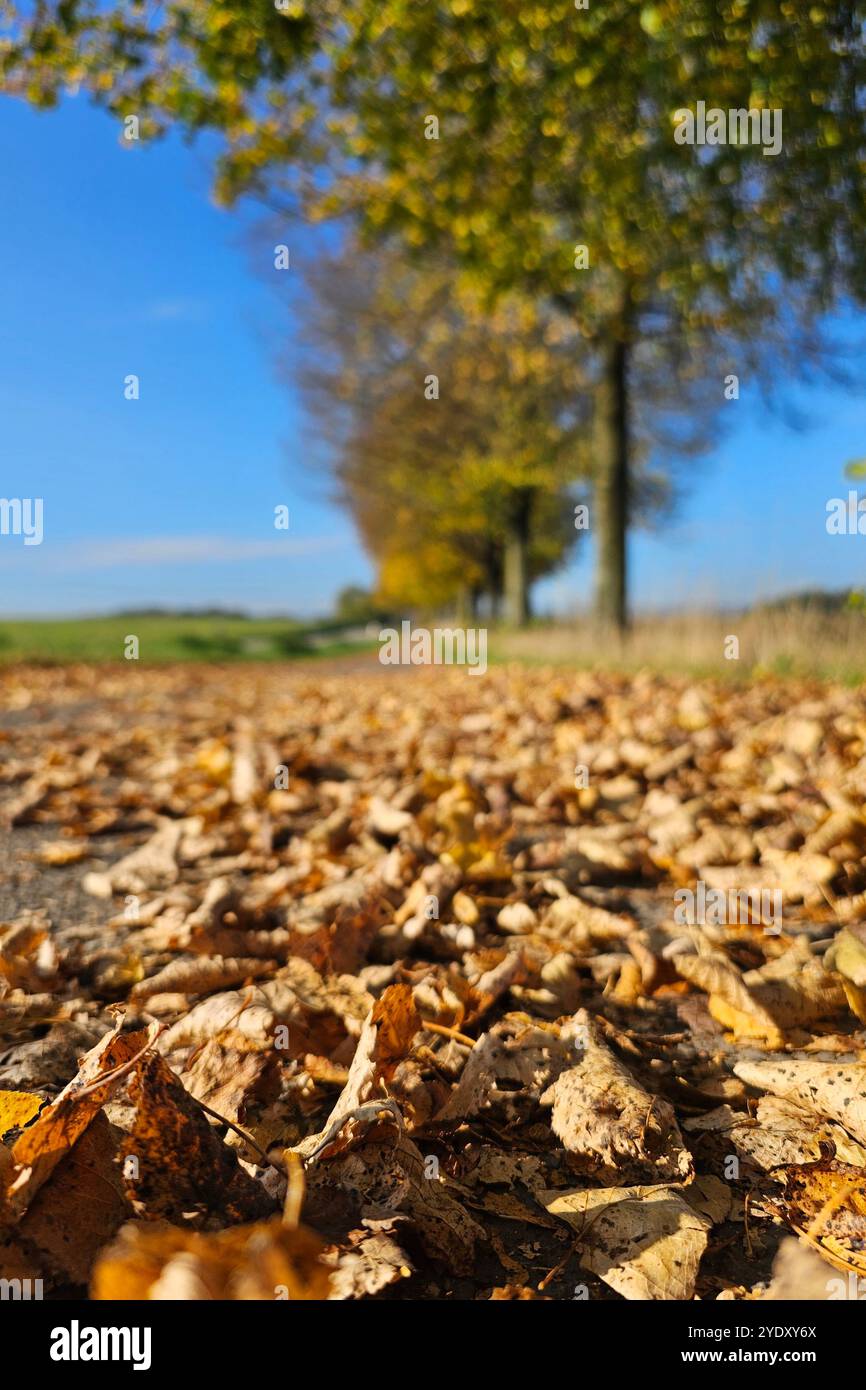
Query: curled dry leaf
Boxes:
[
  {"xmin": 537, "ymin": 895, "xmax": 634, "ymax": 947},
  {"xmin": 540, "ymin": 1010, "xmax": 693, "ymax": 1183},
  {"xmin": 131, "ymin": 955, "xmax": 277, "ymax": 1002},
  {"xmin": 824, "ymin": 925, "xmax": 866, "ymax": 1024},
  {"xmin": 684, "ymin": 1096, "xmax": 866, "ymax": 1173},
  {"xmin": 744, "ymin": 949, "xmax": 848, "ymax": 1029},
  {"xmin": 36, "ymin": 841, "xmax": 91, "ymax": 867},
  {"xmin": 83, "ymin": 819, "xmax": 193, "ymax": 898},
  {"xmin": 675, "ymin": 947, "xmax": 846, "ymax": 1043},
  {"xmin": 293, "ymin": 984, "xmax": 420, "ymax": 1160}
]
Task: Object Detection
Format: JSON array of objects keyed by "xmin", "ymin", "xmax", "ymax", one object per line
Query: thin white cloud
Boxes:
[
  {"xmin": 0, "ymin": 534, "xmax": 348, "ymax": 571},
  {"xmin": 142, "ymin": 297, "xmax": 208, "ymax": 323}
]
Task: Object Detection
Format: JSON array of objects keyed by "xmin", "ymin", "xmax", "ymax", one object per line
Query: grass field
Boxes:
[
  {"xmin": 0, "ymin": 615, "xmax": 374, "ymax": 664},
  {"xmin": 1, "ymin": 601, "xmax": 865, "ymax": 680},
  {"xmin": 492, "ymin": 604, "xmax": 866, "ymax": 683}
]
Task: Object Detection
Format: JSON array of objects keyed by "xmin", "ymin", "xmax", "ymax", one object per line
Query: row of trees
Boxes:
[
  {"xmin": 6, "ymin": 1, "xmax": 865, "ymax": 626},
  {"xmin": 293, "ymin": 246, "xmax": 591, "ymax": 623},
  {"xmin": 289, "ymin": 240, "xmax": 729, "ymax": 622}
]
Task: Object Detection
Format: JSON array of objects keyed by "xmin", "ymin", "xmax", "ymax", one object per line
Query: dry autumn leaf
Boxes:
[
  {"xmin": 119, "ymin": 1051, "xmax": 275, "ymax": 1227},
  {"xmin": 540, "ymin": 1184, "xmax": 712, "ymax": 1300},
  {"xmin": 734, "ymin": 1058, "xmax": 866, "ymax": 1147},
  {"xmin": 0, "ymin": 1089, "xmax": 43, "ymax": 1138},
  {"xmin": 1, "ymin": 1023, "xmax": 158, "ymax": 1223},
  {"xmin": 773, "ymin": 1159, "xmax": 866, "ymax": 1277},
  {"xmin": 92, "ymin": 1216, "xmax": 331, "ymax": 1299},
  {"xmin": 540, "ymin": 1010, "xmax": 693, "ymax": 1183}
]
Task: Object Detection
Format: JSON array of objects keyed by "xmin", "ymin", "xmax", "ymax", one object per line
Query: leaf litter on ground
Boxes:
[{"xmin": 2, "ymin": 662, "xmax": 866, "ymax": 1298}]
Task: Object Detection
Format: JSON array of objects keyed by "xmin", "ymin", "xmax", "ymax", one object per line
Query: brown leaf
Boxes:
[
  {"xmin": 180, "ymin": 1041, "xmax": 278, "ymax": 1125},
  {"xmin": 327, "ymin": 1219, "xmax": 414, "ymax": 1299},
  {"xmin": 131, "ymin": 955, "xmax": 276, "ymax": 1002},
  {"xmin": 774, "ymin": 1159, "xmax": 866, "ymax": 1277},
  {"xmin": 2, "ymin": 1023, "xmax": 156, "ymax": 1223},
  {"xmin": 17, "ymin": 1112, "xmax": 129, "ymax": 1287},
  {"xmin": 119, "ymin": 1052, "xmax": 275, "ymax": 1228}
]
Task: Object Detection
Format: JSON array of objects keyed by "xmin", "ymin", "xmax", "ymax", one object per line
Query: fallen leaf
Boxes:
[
  {"xmin": 540, "ymin": 1010, "xmax": 693, "ymax": 1183},
  {"xmin": 540, "ymin": 1184, "xmax": 711, "ymax": 1300},
  {"xmin": 0, "ymin": 1089, "xmax": 43, "ymax": 1138},
  {"xmin": 774, "ymin": 1159, "xmax": 866, "ymax": 1277},
  {"xmin": 118, "ymin": 1051, "xmax": 275, "ymax": 1228},
  {"xmin": 734, "ymin": 1058, "xmax": 866, "ymax": 1147},
  {"xmin": 92, "ymin": 1216, "xmax": 331, "ymax": 1299},
  {"xmin": 2, "ymin": 1023, "xmax": 157, "ymax": 1222}
]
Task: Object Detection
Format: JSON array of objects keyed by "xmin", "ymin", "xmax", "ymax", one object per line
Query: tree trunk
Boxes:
[
  {"xmin": 484, "ymin": 543, "xmax": 504, "ymax": 621},
  {"xmin": 593, "ymin": 334, "xmax": 630, "ymax": 632},
  {"xmin": 503, "ymin": 488, "xmax": 534, "ymax": 627}
]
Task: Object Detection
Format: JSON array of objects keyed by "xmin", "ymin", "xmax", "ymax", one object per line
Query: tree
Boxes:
[
  {"xmin": 333, "ymin": 585, "xmax": 382, "ymax": 625},
  {"xmin": 289, "ymin": 241, "xmax": 589, "ymax": 623}
]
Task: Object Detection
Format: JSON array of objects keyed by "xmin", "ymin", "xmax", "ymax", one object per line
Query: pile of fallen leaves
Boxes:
[{"xmin": 2, "ymin": 661, "xmax": 866, "ymax": 1300}]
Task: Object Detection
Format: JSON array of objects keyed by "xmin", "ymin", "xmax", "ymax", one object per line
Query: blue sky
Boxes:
[{"xmin": 1, "ymin": 93, "xmax": 865, "ymax": 617}]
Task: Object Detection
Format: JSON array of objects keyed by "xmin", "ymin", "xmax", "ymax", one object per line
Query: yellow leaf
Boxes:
[
  {"xmin": 92, "ymin": 1217, "xmax": 332, "ymax": 1300},
  {"xmin": 37, "ymin": 841, "xmax": 90, "ymax": 866},
  {"xmin": 0, "ymin": 1090, "xmax": 43, "ymax": 1139}
]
